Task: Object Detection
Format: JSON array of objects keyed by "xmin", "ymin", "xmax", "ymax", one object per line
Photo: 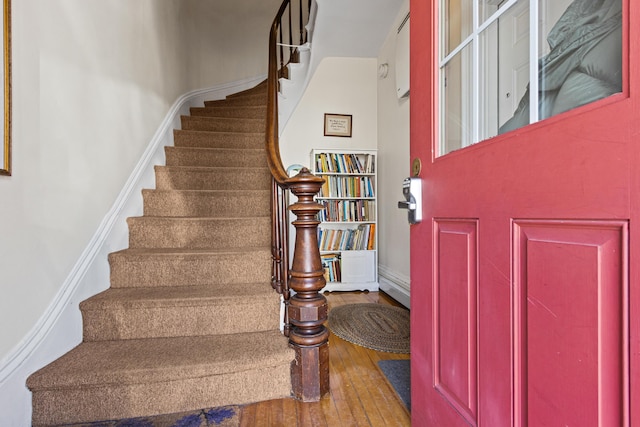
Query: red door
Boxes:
[{"xmin": 410, "ymin": 1, "xmax": 638, "ymax": 426}]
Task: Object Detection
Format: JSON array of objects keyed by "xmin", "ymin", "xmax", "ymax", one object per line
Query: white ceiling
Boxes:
[{"xmin": 312, "ymin": 0, "xmax": 406, "ymax": 58}]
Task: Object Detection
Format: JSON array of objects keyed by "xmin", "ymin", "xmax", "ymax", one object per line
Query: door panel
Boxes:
[
  {"xmin": 433, "ymin": 219, "xmax": 478, "ymax": 426},
  {"xmin": 513, "ymin": 220, "xmax": 628, "ymax": 427},
  {"xmin": 410, "ymin": 1, "xmax": 637, "ymax": 426}
]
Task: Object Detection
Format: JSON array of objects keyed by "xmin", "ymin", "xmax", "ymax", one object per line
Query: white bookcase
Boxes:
[{"xmin": 311, "ymin": 149, "xmax": 378, "ymax": 293}]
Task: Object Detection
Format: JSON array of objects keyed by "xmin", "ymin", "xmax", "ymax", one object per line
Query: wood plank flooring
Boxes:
[{"xmin": 239, "ymin": 291, "xmax": 411, "ymax": 426}]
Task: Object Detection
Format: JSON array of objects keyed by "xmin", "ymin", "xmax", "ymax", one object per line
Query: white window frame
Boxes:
[{"xmin": 438, "ymin": 0, "xmax": 540, "ymax": 156}]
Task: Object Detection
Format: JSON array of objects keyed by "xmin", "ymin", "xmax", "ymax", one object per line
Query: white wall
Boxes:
[
  {"xmin": 0, "ymin": 2, "xmax": 189, "ymax": 423},
  {"xmin": 280, "ymin": 57, "xmax": 378, "ymax": 169},
  {"xmin": 376, "ymin": 0, "xmax": 411, "ymax": 307},
  {"xmin": 279, "ymin": 57, "xmax": 378, "ymax": 281},
  {"xmin": 279, "ymin": 53, "xmax": 411, "ymax": 306},
  {"xmin": 181, "ymin": 0, "xmax": 283, "ymax": 89},
  {"xmin": 0, "ymin": 0, "xmax": 188, "ymax": 361},
  {"xmin": 0, "ymin": 0, "xmax": 280, "ymax": 424}
]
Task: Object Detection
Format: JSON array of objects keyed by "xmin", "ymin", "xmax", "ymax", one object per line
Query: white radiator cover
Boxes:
[{"xmin": 395, "ymin": 12, "xmax": 410, "ymax": 99}]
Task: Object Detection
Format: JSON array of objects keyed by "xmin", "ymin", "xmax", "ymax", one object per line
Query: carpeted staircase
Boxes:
[{"xmin": 27, "ymin": 82, "xmax": 295, "ymax": 426}]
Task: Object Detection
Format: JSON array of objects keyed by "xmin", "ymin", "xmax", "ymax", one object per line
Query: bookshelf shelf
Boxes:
[
  {"xmin": 317, "ymin": 197, "xmax": 376, "ymax": 200},
  {"xmin": 311, "ymin": 149, "xmax": 379, "ymax": 293}
]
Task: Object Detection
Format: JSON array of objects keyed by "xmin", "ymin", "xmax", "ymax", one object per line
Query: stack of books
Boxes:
[
  {"xmin": 321, "ymin": 253, "xmax": 341, "ymax": 282},
  {"xmin": 318, "ymin": 175, "xmax": 375, "ymax": 198},
  {"xmin": 318, "ymin": 224, "xmax": 376, "ymax": 251},
  {"xmin": 315, "ymin": 153, "xmax": 375, "ymax": 174},
  {"xmin": 317, "ymin": 200, "xmax": 376, "ymax": 222}
]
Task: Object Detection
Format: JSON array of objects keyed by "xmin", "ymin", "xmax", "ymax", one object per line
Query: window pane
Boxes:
[
  {"xmin": 439, "ymin": 0, "xmax": 624, "ymax": 151},
  {"xmin": 500, "ymin": 0, "xmax": 623, "ymax": 134},
  {"xmin": 443, "ymin": 0, "xmax": 473, "ymax": 57},
  {"xmin": 495, "ymin": 0, "xmax": 531, "ymax": 134},
  {"xmin": 479, "ymin": 19, "xmax": 500, "ymax": 140},
  {"xmin": 538, "ymin": 0, "xmax": 622, "ymax": 120},
  {"xmin": 441, "ymin": 45, "xmax": 473, "ymax": 155},
  {"xmin": 478, "ymin": 0, "xmax": 508, "ymax": 26}
]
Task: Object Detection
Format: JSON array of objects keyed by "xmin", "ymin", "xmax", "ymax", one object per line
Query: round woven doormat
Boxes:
[{"xmin": 328, "ymin": 303, "xmax": 410, "ymax": 353}]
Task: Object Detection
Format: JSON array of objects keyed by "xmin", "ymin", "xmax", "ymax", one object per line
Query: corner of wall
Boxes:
[
  {"xmin": 379, "ymin": 264, "xmax": 410, "ymax": 308},
  {"xmin": 375, "ymin": 2, "xmax": 411, "ymax": 294}
]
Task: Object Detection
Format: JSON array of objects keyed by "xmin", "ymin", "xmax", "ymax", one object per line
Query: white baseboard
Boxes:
[
  {"xmin": 378, "ymin": 265, "xmax": 410, "ymax": 309},
  {"xmin": 0, "ymin": 75, "xmax": 266, "ymax": 426}
]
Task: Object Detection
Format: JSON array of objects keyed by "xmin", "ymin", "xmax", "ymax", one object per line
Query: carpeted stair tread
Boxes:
[
  {"xmin": 142, "ymin": 189, "xmax": 270, "ymax": 217},
  {"xmin": 108, "ymin": 246, "xmax": 273, "ymax": 258},
  {"xmin": 109, "ymin": 246, "xmax": 273, "ymax": 256},
  {"xmin": 108, "ymin": 247, "xmax": 271, "ymax": 288},
  {"xmin": 154, "ymin": 165, "xmax": 271, "ymax": 191},
  {"xmin": 181, "ymin": 116, "xmax": 265, "ymax": 133},
  {"xmin": 28, "ymin": 331, "xmax": 292, "ymax": 425},
  {"xmin": 190, "ymin": 105, "xmax": 266, "ymax": 119},
  {"xmin": 82, "ymin": 283, "xmax": 277, "ymax": 309},
  {"xmin": 27, "ymin": 331, "xmax": 292, "ymax": 389},
  {"xmin": 127, "ymin": 216, "xmax": 270, "ymax": 249},
  {"xmin": 164, "ymin": 146, "xmax": 267, "ymax": 168},
  {"xmin": 173, "ymin": 130, "xmax": 264, "ymax": 149},
  {"xmin": 80, "ymin": 284, "xmax": 281, "ymax": 340}
]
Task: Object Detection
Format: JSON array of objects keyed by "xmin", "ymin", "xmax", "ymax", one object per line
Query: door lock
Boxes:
[{"xmin": 397, "ymin": 177, "xmax": 422, "ymax": 224}]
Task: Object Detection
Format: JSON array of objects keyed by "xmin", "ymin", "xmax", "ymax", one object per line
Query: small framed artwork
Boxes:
[
  {"xmin": 324, "ymin": 113, "xmax": 352, "ymax": 138},
  {"xmin": 1, "ymin": 0, "xmax": 11, "ymax": 176}
]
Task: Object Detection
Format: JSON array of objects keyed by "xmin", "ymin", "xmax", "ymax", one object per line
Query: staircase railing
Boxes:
[{"xmin": 266, "ymin": 0, "xmax": 329, "ymax": 402}]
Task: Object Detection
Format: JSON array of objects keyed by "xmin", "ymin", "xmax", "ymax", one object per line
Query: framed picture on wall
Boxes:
[
  {"xmin": 324, "ymin": 113, "xmax": 352, "ymax": 138},
  {"xmin": 1, "ymin": 0, "xmax": 11, "ymax": 176}
]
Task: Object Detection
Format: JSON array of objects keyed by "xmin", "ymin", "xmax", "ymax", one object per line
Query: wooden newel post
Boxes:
[{"xmin": 286, "ymin": 168, "xmax": 330, "ymax": 402}]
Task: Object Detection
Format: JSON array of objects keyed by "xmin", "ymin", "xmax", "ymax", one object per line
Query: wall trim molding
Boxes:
[
  {"xmin": 0, "ymin": 75, "xmax": 265, "ymax": 388},
  {"xmin": 378, "ymin": 264, "xmax": 410, "ymax": 308}
]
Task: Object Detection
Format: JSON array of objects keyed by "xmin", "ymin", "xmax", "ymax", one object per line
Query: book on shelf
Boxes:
[
  {"xmin": 367, "ymin": 223, "xmax": 376, "ymax": 250},
  {"xmin": 317, "ymin": 200, "xmax": 376, "ymax": 222},
  {"xmin": 318, "ymin": 223, "xmax": 375, "ymax": 251},
  {"xmin": 321, "ymin": 253, "xmax": 341, "ymax": 282},
  {"xmin": 314, "ymin": 152, "xmax": 375, "ymax": 174},
  {"xmin": 317, "ymin": 176, "xmax": 375, "ymax": 198}
]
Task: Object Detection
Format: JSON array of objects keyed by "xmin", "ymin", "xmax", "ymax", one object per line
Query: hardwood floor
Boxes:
[{"xmin": 239, "ymin": 291, "xmax": 411, "ymax": 426}]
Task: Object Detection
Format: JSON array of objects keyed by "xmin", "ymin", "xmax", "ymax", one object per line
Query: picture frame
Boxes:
[
  {"xmin": 1, "ymin": 0, "xmax": 11, "ymax": 176},
  {"xmin": 324, "ymin": 113, "xmax": 352, "ymax": 138}
]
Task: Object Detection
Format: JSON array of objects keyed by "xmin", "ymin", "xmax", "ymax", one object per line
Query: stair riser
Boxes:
[
  {"xmin": 82, "ymin": 299, "xmax": 280, "ymax": 341},
  {"xmin": 154, "ymin": 167, "xmax": 271, "ymax": 191},
  {"xmin": 164, "ymin": 147, "xmax": 267, "ymax": 168},
  {"xmin": 190, "ymin": 106, "xmax": 266, "ymax": 119},
  {"xmin": 181, "ymin": 116, "xmax": 264, "ymax": 133},
  {"xmin": 127, "ymin": 217, "xmax": 270, "ymax": 249},
  {"xmin": 173, "ymin": 130, "xmax": 264, "ymax": 149},
  {"xmin": 142, "ymin": 190, "xmax": 270, "ymax": 217},
  {"xmin": 227, "ymin": 82, "xmax": 267, "ymax": 98},
  {"xmin": 204, "ymin": 94, "xmax": 267, "ymax": 107},
  {"xmin": 31, "ymin": 364, "xmax": 291, "ymax": 426},
  {"xmin": 109, "ymin": 251, "xmax": 272, "ymax": 288}
]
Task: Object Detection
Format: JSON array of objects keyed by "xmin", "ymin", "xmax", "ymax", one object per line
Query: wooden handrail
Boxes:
[
  {"xmin": 266, "ymin": 0, "xmax": 329, "ymax": 402},
  {"xmin": 266, "ymin": 18, "xmax": 289, "ymax": 185}
]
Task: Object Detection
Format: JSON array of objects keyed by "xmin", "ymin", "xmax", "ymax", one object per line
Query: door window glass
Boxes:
[
  {"xmin": 479, "ymin": 0, "xmax": 509, "ymax": 25},
  {"xmin": 439, "ymin": 0, "xmax": 623, "ymax": 156},
  {"xmin": 443, "ymin": 45, "xmax": 473, "ymax": 154},
  {"xmin": 443, "ymin": 0, "xmax": 473, "ymax": 57}
]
